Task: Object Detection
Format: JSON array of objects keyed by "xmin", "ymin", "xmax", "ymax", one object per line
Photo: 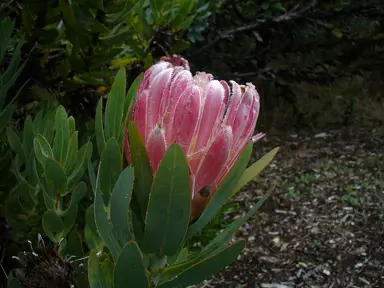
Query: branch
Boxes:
[{"xmin": 188, "ymin": 0, "xmax": 317, "ymax": 58}]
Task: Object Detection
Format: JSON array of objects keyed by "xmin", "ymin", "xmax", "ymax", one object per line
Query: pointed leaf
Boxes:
[
  {"xmin": 88, "ymin": 250, "xmax": 108, "ymax": 288},
  {"xmin": 94, "ymin": 164, "xmax": 121, "ymax": 260},
  {"xmin": 42, "ymin": 210, "xmax": 63, "ymax": 242},
  {"xmin": 186, "ymin": 142, "xmax": 253, "ymax": 239},
  {"xmin": 203, "ymin": 188, "xmax": 274, "ymax": 256},
  {"xmin": 34, "ymin": 134, "xmax": 54, "ymax": 166},
  {"xmin": 85, "ymin": 204, "xmax": 104, "ymax": 251},
  {"xmin": 44, "ymin": 157, "xmax": 68, "ymax": 196},
  {"xmin": 88, "ymin": 160, "xmax": 97, "ymax": 193},
  {"xmin": 113, "ymin": 241, "xmax": 150, "ymax": 288},
  {"xmin": 61, "ymin": 182, "xmax": 87, "ymax": 215},
  {"xmin": 53, "ymin": 106, "xmax": 70, "ymax": 164},
  {"xmin": 68, "ymin": 116, "xmax": 75, "ymax": 135},
  {"xmin": 110, "ymin": 166, "xmax": 134, "ymax": 244},
  {"xmin": 101, "ymin": 259, "xmax": 114, "ymax": 288},
  {"xmin": 6, "ymin": 127, "xmax": 26, "ymax": 163},
  {"xmin": 95, "ymin": 98, "xmax": 106, "ymax": 156},
  {"xmin": 64, "ymin": 131, "xmax": 79, "ymax": 173},
  {"xmin": 232, "ymin": 147, "xmax": 279, "ymax": 196},
  {"xmin": 123, "ymin": 72, "xmax": 143, "ymax": 123},
  {"xmin": 105, "ymin": 68, "xmax": 126, "ymax": 140},
  {"xmin": 67, "ymin": 142, "xmax": 93, "ymax": 190},
  {"xmin": 145, "ymin": 144, "xmax": 191, "ymax": 256},
  {"xmin": 158, "ymin": 240, "xmax": 245, "ymax": 288},
  {"xmin": 22, "ymin": 115, "xmax": 34, "ymax": 155},
  {"xmin": 0, "ymin": 105, "xmax": 15, "ymax": 132},
  {"xmin": 100, "ymin": 138, "xmax": 122, "ymax": 196},
  {"xmin": 128, "ymin": 122, "xmax": 153, "ymax": 217}
]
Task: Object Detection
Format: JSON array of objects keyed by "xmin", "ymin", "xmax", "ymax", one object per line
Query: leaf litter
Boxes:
[{"xmin": 196, "ymin": 127, "xmax": 384, "ymax": 288}]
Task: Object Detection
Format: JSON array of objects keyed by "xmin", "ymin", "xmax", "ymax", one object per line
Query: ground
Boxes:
[{"xmin": 198, "ymin": 126, "xmax": 384, "ymax": 288}]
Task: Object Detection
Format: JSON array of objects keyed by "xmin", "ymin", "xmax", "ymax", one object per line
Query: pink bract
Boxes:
[{"xmin": 126, "ymin": 55, "xmax": 262, "ymax": 220}]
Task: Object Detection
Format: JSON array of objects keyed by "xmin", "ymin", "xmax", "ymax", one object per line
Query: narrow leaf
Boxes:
[
  {"xmin": 42, "ymin": 210, "xmax": 63, "ymax": 242},
  {"xmin": 33, "ymin": 134, "xmax": 54, "ymax": 166},
  {"xmin": 94, "ymin": 163, "xmax": 121, "ymax": 260},
  {"xmin": 53, "ymin": 106, "xmax": 70, "ymax": 164},
  {"xmin": 128, "ymin": 122, "xmax": 153, "ymax": 217},
  {"xmin": 145, "ymin": 144, "xmax": 191, "ymax": 256},
  {"xmin": 95, "ymin": 98, "xmax": 106, "ymax": 156},
  {"xmin": 232, "ymin": 147, "xmax": 279, "ymax": 196},
  {"xmin": 64, "ymin": 131, "xmax": 79, "ymax": 173},
  {"xmin": 113, "ymin": 241, "xmax": 150, "ymax": 288},
  {"xmin": 110, "ymin": 166, "xmax": 134, "ymax": 244},
  {"xmin": 6, "ymin": 128, "xmax": 26, "ymax": 163},
  {"xmin": 88, "ymin": 250, "xmax": 108, "ymax": 288},
  {"xmin": 186, "ymin": 142, "xmax": 253, "ymax": 239},
  {"xmin": 44, "ymin": 157, "xmax": 68, "ymax": 196},
  {"xmin": 123, "ymin": 73, "xmax": 143, "ymax": 123},
  {"xmin": 100, "ymin": 138, "xmax": 122, "ymax": 196},
  {"xmin": 203, "ymin": 188, "xmax": 274, "ymax": 256},
  {"xmin": 158, "ymin": 241, "xmax": 245, "ymax": 288},
  {"xmin": 104, "ymin": 68, "xmax": 126, "ymax": 140}
]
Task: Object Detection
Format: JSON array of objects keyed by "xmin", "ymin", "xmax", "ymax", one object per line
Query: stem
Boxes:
[{"xmin": 150, "ymin": 254, "xmax": 167, "ymax": 286}]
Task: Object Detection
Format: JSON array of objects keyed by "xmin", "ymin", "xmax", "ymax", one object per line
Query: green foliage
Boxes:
[
  {"xmin": 0, "ymin": 0, "xmax": 214, "ymax": 93},
  {"xmin": 5, "ymin": 105, "xmax": 92, "ymax": 245}
]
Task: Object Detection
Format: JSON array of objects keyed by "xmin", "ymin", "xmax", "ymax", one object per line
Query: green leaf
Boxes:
[
  {"xmin": 61, "ymin": 204, "xmax": 79, "ymax": 238},
  {"xmin": 43, "ymin": 120, "xmax": 55, "ymax": 144},
  {"xmin": 0, "ymin": 105, "xmax": 15, "ymax": 132},
  {"xmin": 232, "ymin": 147, "xmax": 279, "ymax": 196},
  {"xmin": 44, "ymin": 157, "xmax": 68, "ymax": 197},
  {"xmin": 53, "ymin": 106, "xmax": 70, "ymax": 164},
  {"xmin": 186, "ymin": 142, "xmax": 253, "ymax": 240},
  {"xmin": 110, "ymin": 166, "xmax": 134, "ymax": 244},
  {"xmin": 61, "ymin": 182, "xmax": 87, "ymax": 215},
  {"xmin": 95, "ymin": 98, "xmax": 106, "ymax": 156},
  {"xmin": 104, "ymin": 68, "xmax": 126, "ymax": 140},
  {"xmin": 145, "ymin": 144, "xmax": 191, "ymax": 256},
  {"xmin": 128, "ymin": 122, "xmax": 153, "ymax": 217},
  {"xmin": 7, "ymin": 273, "xmax": 22, "ymax": 288},
  {"xmin": 100, "ymin": 138, "xmax": 122, "ymax": 196},
  {"xmin": 0, "ymin": 39, "xmax": 25, "ymax": 107},
  {"xmin": 94, "ymin": 164, "xmax": 121, "ymax": 261},
  {"xmin": 101, "ymin": 259, "xmax": 114, "ymax": 288},
  {"xmin": 0, "ymin": 18, "xmax": 14, "ymax": 63},
  {"xmin": 168, "ymin": 247, "xmax": 188, "ymax": 266},
  {"xmin": 171, "ymin": 0, "xmax": 195, "ymax": 29},
  {"xmin": 59, "ymin": 0, "xmax": 77, "ymax": 28},
  {"xmin": 22, "ymin": 115, "xmax": 34, "ymax": 155},
  {"xmin": 202, "ymin": 188, "xmax": 274, "ymax": 256},
  {"xmin": 63, "ymin": 227, "xmax": 84, "ymax": 259},
  {"xmin": 34, "ymin": 134, "xmax": 54, "ymax": 166},
  {"xmin": 88, "ymin": 250, "xmax": 108, "ymax": 288},
  {"xmin": 113, "ymin": 241, "xmax": 150, "ymax": 288},
  {"xmin": 64, "ymin": 131, "xmax": 78, "ymax": 173},
  {"xmin": 68, "ymin": 116, "xmax": 75, "ymax": 135},
  {"xmin": 42, "ymin": 210, "xmax": 63, "ymax": 242},
  {"xmin": 67, "ymin": 142, "xmax": 93, "ymax": 190},
  {"xmin": 123, "ymin": 73, "xmax": 143, "ymax": 124},
  {"xmin": 88, "ymin": 160, "xmax": 96, "ymax": 193},
  {"xmin": 158, "ymin": 240, "xmax": 245, "ymax": 288},
  {"xmin": 85, "ymin": 204, "xmax": 104, "ymax": 251},
  {"xmin": 6, "ymin": 128, "xmax": 26, "ymax": 163}
]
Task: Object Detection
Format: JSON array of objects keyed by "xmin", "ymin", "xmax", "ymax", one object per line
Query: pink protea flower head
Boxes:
[{"xmin": 126, "ymin": 55, "xmax": 262, "ymax": 220}]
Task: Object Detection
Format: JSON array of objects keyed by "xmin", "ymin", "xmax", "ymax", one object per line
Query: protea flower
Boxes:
[{"xmin": 125, "ymin": 55, "xmax": 262, "ymax": 220}]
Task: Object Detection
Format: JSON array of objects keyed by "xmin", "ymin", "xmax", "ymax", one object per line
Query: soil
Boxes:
[{"xmin": 197, "ymin": 126, "xmax": 384, "ymax": 288}]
